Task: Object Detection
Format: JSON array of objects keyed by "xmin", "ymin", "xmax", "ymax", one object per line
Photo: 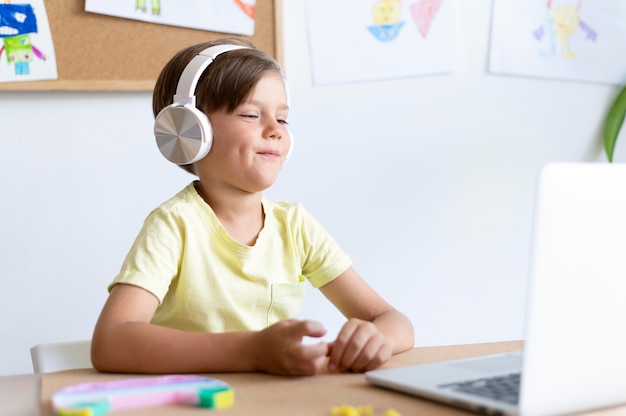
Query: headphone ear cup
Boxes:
[
  {"xmin": 285, "ymin": 128, "xmax": 294, "ymax": 162},
  {"xmin": 154, "ymin": 104, "xmax": 213, "ymax": 165}
]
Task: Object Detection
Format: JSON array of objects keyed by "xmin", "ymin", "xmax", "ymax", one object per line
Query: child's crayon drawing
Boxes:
[
  {"xmin": 306, "ymin": 0, "xmax": 456, "ymax": 85},
  {"xmin": 367, "ymin": 0, "xmax": 443, "ymax": 42},
  {"xmin": 411, "ymin": 0, "xmax": 442, "ymax": 38},
  {"xmin": 0, "ymin": 0, "xmax": 57, "ymax": 83},
  {"xmin": 368, "ymin": 0, "xmax": 405, "ymax": 42},
  {"xmin": 135, "ymin": 0, "xmax": 161, "ymax": 15},
  {"xmin": 85, "ymin": 0, "xmax": 256, "ymax": 36},
  {"xmin": 489, "ymin": 0, "xmax": 626, "ymax": 85},
  {"xmin": 233, "ymin": 0, "xmax": 255, "ymax": 19},
  {"xmin": 532, "ymin": 0, "xmax": 597, "ymax": 59}
]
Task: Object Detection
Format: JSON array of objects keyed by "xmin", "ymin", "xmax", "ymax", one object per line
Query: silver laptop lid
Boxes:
[{"xmin": 520, "ymin": 162, "xmax": 626, "ymax": 415}]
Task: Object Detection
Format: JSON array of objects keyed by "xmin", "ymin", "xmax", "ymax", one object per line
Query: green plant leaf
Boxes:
[{"xmin": 604, "ymin": 85, "xmax": 626, "ymax": 162}]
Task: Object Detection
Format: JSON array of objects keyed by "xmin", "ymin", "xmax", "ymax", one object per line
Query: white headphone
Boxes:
[{"xmin": 154, "ymin": 44, "xmax": 293, "ymax": 165}]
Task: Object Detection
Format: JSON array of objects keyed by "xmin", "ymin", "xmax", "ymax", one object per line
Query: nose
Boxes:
[{"xmin": 264, "ymin": 119, "xmax": 284, "ymax": 140}]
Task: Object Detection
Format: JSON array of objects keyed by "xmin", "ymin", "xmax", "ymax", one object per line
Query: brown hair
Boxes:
[{"xmin": 152, "ymin": 37, "xmax": 284, "ymax": 175}]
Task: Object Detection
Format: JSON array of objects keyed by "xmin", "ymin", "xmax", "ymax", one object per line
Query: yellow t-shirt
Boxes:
[{"xmin": 110, "ymin": 182, "xmax": 351, "ymax": 333}]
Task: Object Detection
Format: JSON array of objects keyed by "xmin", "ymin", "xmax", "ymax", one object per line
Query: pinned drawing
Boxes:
[
  {"xmin": 0, "ymin": 0, "xmax": 57, "ymax": 83},
  {"xmin": 489, "ymin": 0, "xmax": 626, "ymax": 85},
  {"xmin": 411, "ymin": 0, "xmax": 442, "ymax": 38},
  {"xmin": 0, "ymin": 4, "xmax": 45, "ymax": 75},
  {"xmin": 532, "ymin": 0, "xmax": 597, "ymax": 59},
  {"xmin": 367, "ymin": 0, "xmax": 443, "ymax": 42},
  {"xmin": 234, "ymin": 0, "xmax": 255, "ymax": 19},
  {"xmin": 368, "ymin": 0, "xmax": 405, "ymax": 42},
  {"xmin": 306, "ymin": 0, "xmax": 456, "ymax": 85},
  {"xmin": 135, "ymin": 0, "xmax": 161, "ymax": 15},
  {"xmin": 85, "ymin": 0, "xmax": 256, "ymax": 36}
]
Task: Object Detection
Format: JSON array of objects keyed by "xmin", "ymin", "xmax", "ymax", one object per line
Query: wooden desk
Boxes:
[{"xmin": 39, "ymin": 340, "xmax": 626, "ymax": 415}]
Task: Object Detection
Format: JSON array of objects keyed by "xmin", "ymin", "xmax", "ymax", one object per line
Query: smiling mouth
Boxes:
[{"xmin": 259, "ymin": 151, "xmax": 280, "ymax": 157}]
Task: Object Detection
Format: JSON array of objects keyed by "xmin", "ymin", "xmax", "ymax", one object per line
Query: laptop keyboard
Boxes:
[{"xmin": 439, "ymin": 373, "xmax": 521, "ymax": 405}]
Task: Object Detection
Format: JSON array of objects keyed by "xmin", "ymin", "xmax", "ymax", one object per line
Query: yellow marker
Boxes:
[{"xmin": 330, "ymin": 404, "xmax": 378, "ymax": 416}]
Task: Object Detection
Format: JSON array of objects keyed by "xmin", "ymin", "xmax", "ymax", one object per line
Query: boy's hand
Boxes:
[
  {"xmin": 252, "ymin": 319, "xmax": 329, "ymax": 376},
  {"xmin": 327, "ymin": 318, "xmax": 392, "ymax": 373}
]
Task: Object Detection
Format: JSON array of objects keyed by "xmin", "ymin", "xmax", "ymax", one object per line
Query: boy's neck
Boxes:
[{"xmin": 194, "ymin": 180, "xmax": 265, "ymax": 246}]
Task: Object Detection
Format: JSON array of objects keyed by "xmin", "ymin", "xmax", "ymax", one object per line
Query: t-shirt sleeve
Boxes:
[
  {"xmin": 108, "ymin": 206, "xmax": 183, "ymax": 303},
  {"xmin": 296, "ymin": 207, "xmax": 352, "ymax": 288}
]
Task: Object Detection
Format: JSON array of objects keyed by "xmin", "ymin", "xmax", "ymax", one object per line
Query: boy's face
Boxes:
[{"xmin": 195, "ymin": 72, "xmax": 291, "ymax": 193}]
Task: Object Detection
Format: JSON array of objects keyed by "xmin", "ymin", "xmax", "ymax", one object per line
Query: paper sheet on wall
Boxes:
[
  {"xmin": 305, "ymin": 0, "xmax": 456, "ymax": 86},
  {"xmin": 0, "ymin": 0, "xmax": 57, "ymax": 83},
  {"xmin": 85, "ymin": 0, "xmax": 256, "ymax": 36},
  {"xmin": 489, "ymin": 0, "xmax": 626, "ymax": 85}
]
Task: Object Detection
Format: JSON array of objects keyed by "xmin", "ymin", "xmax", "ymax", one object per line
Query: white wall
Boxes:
[{"xmin": 1, "ymin": 0, "xmax": 624, "ymax": 375}]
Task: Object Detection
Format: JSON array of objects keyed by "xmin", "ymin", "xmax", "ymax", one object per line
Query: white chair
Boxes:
[{"xmin": 30, "ymin": 340, "xmax": 93, "ymax": 373}]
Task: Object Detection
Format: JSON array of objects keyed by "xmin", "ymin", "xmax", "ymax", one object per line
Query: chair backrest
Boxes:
[{"xmin": 30, "ymin": 340, "xmax": 93, "ymax": 373}]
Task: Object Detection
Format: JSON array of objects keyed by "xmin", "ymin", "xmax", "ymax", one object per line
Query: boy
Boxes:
[{"xmin": 91, "ymin": 38, "xmax": 414, "ymax": 375}]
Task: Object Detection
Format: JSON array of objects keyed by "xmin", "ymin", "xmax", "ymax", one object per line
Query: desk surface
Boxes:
[{"xmin": 39, "ymin": 340, "xmax": 625, "ymax": 415}]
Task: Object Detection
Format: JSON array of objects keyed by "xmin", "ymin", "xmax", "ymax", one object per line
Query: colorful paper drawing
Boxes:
[
  {"xmin": 233, "ymin": 0, "xmax": 255, "ymax": 19},
  {"xmin": 489, "ymin": 0, "xmax": 626, "ymax": 85},
  {"xmin": 368, "ymin": 0, "xmax": 405, "ymax": 42},
  {"xmin": 0, "ymin": 0, "xmax": 57, "ymax": 83},
  {"xmin": 532, "ymin": 1, "xmax": 597, "ymax": 59},
  {"xmin": 306, "ymin": 0, "xmax": 456, "ymax": 85},
  {"xmin": 367, "ymin": 0, "xmax": 443, "ymax": 42},
  {"xmin": 135, "ymin": 0, "xmax": 161, "ymax": 15},
  {"xmin": 411, "ymin": 0, "xmax": 442, "ymax": 38},
  {"xmin": 85, "ymin": 0, "xmax": 256, "ymax": 36}
]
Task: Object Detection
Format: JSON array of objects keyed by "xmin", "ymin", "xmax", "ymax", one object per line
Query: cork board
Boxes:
[{"xmin": 0, "ymin": 0, "xmax": 281, "ymax": 91}]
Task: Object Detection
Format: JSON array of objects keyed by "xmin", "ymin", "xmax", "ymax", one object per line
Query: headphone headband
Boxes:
[{"xmin": 174, "ymin": 44, "xmax": 249, "ymax": 104}]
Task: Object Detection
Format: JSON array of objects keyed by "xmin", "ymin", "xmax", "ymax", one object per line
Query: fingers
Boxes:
[
  {"xmin": 296, "ymin": 319, "xmax": 328, "ymax": 339},
  {"xmin": 287, "ymin": 320, "xmax": 329, "ymax": 374},
  {"xmin": 327, "ymin": 319, "xmax": 392, "ymax": 373},
  {"xmin": 253, "ymin": 319, "xmax": 329, "ymax": 376},
  {"xmin": 300, "ymin": 342, "xmax": 330, "ymax": 364},
  {"xmin": 283, "ymin": 336, "xmax": 329, "ymax": 376}
]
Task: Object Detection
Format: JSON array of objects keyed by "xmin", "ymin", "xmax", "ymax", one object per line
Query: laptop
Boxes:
[{"xmin": 366, "ymin": 162, "xmax": 626, "ymax": 416}]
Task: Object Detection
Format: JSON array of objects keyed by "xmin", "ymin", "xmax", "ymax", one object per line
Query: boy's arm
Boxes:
[
  {"xmin": 320, "ymin": 267, "xmax": 415, "ymax": 372},
  {"xmin": 91, "ymin": 284, "xmax": 328, "ymax": 375}
]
